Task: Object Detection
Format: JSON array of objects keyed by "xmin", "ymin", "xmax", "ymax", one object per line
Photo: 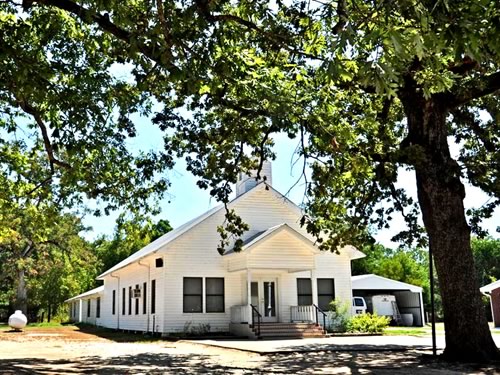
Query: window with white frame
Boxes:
[{"xmin": 206, "ymin": 278, "xmax": 224, "ymax": 313}]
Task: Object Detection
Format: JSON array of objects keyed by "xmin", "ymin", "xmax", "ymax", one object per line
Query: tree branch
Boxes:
[
  {"xmin": 332, "ymin": 0, "xmax": 347, "ymax": 35},
  {"xmin": 33, "ymin": 0, "xmax": 177, "ymax": 68},
  {"xmin": 16, "ymin": 97, "xmax": 71, "ymax": 171},
  {"xmin": 155, "ymin": 0, "xmax": 173, "ymax": 57},
  {"xmin": 452, "ymin": 70, "xmax": 500, "ymax": 107},
  {"xmin": 451, "ymin": 107, "xmax": 497, "ymax": 153},
  {"xmin": 194, "ymin": 0, "xmax": 325, "ymax": 61}
]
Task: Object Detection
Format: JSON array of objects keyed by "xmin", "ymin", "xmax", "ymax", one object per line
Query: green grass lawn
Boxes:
[
  {"xmin": 384, "ymin": 323, "xmax": 445, "ymax": 336},
  {"xmin": 384, "ymin": 322, "xmax": 500, "ymax": 336},
  {"xmin": 0, "ymin": 322, "xmax": 78, "ymax": 331}
]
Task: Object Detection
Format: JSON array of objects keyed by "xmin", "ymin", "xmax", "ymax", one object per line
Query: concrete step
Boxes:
[
  {"xmin": 259, "ymin": 332, "xmax": 325, "ymax": 338},
  {"xmin": 258, "ymin": 328, "xmax": 324, "ymax": 333},
  {"xmin": 252, "ymin": 323, "xmax": 326, "ymax": 338},
  {"xmin": 258, "ymin": 323, "xmax": 318, "ymax": 329}
]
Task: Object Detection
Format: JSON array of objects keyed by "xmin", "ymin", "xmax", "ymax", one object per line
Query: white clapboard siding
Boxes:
[
  {"xmin": 69, "ymin": 182, "xmax": 357, "ymax": 334},
  {"xmin": 315, "ymin": 252, "xmax": 353, "ymax": 303},
  {"xmin": 246, "ymin": 231, "xmax": 315, "ymax": 270},
  {"xmin": 161, "ymin": 208, "xmax": 243, "ymax": 333},
  {"xmin": 97, "ymin": 256, "xmax": 165, "ymax": 332}
]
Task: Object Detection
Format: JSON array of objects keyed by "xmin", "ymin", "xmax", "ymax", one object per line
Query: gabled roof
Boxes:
[
  {"xmin": 224, "ymin": 223, "xmax": 319, "ymax": 256},
  {"xmin": 97, "ymin": 182, "xmax": 302, "ymax": 279},
  {"xmin": 480, "ymin": 279, "xmax": 500, "ymax": 294},
  {"xmin": 65, "ymin": 286, "xmax": 104, "ymax": 302},
  {"xmin": 352, "ymin": 274, "xmax": 422, "ymax": 293}
]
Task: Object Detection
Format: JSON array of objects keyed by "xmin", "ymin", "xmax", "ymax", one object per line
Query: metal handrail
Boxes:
[
  {"xmin": 250, "ymin": 304, "xmax": 262, "ymax": 337},
  {"xmin": 313, "ymin": 304, "xmax": 327, "ymax": 334}
]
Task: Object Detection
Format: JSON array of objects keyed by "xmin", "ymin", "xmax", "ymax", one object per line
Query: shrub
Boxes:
[
  {"xmin": 346, "ymin": 313, "xmax": 390, "ymax": 334},
  {"xmin": 327, "ymin": 299, "xmax": 350, "ymax": 332},
  {"xmin": 182, "ymin": 321, "xmax": 211, "ymax": 336}
]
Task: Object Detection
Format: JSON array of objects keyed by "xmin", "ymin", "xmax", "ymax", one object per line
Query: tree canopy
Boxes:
[
  {"xmin": 93, "ymin": 215, "xmax": 172, "ymax": 275},
  {"xmin": 1, "ymin": 0, "xmax": 500, "ymax": 361}
]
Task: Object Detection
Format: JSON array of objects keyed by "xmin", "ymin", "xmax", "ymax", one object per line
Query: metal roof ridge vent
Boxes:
[{"xmin": 235, "ymin": 160, "xmax": 272, "ymax": 197}]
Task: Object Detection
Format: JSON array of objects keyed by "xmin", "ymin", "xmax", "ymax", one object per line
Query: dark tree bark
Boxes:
[
  {"xmin": 14, "ymin": 268, "xmax": 28, "ymax": 315},
  {"xmin": 400, "ymin": 88, "xmax": 499, "ymax": 361}
]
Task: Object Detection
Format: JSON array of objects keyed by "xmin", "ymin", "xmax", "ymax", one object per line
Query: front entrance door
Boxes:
[{"xmin": 250, "ymin": 279, "xmax": 278, "ymax": 322}]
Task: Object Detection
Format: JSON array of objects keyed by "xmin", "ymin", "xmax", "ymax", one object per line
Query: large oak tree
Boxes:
[{"xmin": 2, "ymin": 0, "xmax": 500, "ymax": 361}]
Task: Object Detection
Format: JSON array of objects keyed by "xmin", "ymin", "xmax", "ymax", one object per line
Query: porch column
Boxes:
[
  {"xmin": 311, "ymin": 269, "xmax": 318, "ymax": 307},
  {"xmin": 247, "ymin": 269, "xmax": 252, "ymax": 323},
  {"xmin": 419, "ymin": 291, "xmax": 426, "ymax": 326},
  {"xmin": 78, "ymin": 299, "xmax": 83, "ymax": 323}
]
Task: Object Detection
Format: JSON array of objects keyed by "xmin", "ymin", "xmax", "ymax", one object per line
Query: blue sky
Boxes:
[{"xmin": 82, "ymin": 113, "xmax": 500, "ymax": 248}]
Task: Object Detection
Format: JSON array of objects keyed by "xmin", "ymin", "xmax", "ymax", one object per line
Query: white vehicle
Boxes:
[{"xmin": 352, "ymin": 296, "xmax": 367, "ymax": 315}]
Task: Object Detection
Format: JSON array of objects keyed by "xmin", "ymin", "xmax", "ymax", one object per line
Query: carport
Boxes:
[
  {"xmin": 480, "ymin": 279, "xmax": 500, "ymax": 327},
  {"xmin": 352, "ymin": 274, "xmax": 425, "ymax": 327}
]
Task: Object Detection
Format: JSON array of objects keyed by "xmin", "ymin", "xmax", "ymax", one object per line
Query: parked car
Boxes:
[{"xmin": 352, "ymin": 296, "xmax": 367, "ymax": 315}]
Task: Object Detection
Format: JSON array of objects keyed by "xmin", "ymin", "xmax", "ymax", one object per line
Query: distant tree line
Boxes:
[{"xmin": 0, "ymin": 212, "xmax": 171, "ymax": 323}]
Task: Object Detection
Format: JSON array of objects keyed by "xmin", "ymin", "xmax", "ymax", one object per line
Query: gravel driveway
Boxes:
[{"xmin": 0, "ymin": 327, "xmax": 498, "ymax": 374}]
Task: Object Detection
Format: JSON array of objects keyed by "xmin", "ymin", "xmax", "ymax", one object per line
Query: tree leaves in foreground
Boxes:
[
  {"xmin": 0, "ymin": 3, "xmax": 173, "ymax": 318},
  {"xmin": 3, "ymin": 0, "xmax": 500, "ymax": 361}
]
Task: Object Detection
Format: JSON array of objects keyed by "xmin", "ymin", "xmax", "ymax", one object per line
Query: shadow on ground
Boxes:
[
  {"xmin": 261, "ymin": 350, "xmax": 500, "ymax": 375},
  {"xmin": 75, "ymin": 324, "xmax": 163, "ymax": 343},
  {"xmin": 1, "ymin": 349, "xmax": 498, "ymax": 374},
  {"xmin": 255, "ymin": 341, "xmax": 429, "ymax": 353},
  {"xmin": 0, "ymin": 352, "xmax": 246, "ymax": 374}
]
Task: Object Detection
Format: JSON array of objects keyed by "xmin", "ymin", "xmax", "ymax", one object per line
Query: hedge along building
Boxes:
[{"xmin": 66, "ymin": 162, "xmax": 365, "ymax": 337}]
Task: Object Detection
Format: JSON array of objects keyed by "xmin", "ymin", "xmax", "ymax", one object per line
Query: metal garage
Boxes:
[
  {"xmin": 352, "ymin": 274, "xmax": 425, "ymax": 327},
  {"xmin": 480, "ymin": 279, "xmax": 500, "ymax": 327}
]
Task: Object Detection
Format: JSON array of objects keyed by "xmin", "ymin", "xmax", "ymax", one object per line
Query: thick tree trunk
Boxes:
[
  {"xmin": 401, "ymin": 94, "xmax": 499, "ymax": 361},
  {"xmin": 14, "ymin": 268, "xmax": 28, "ymax": 315}
]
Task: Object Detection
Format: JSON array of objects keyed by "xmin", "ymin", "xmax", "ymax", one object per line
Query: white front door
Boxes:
[{"xmin": 250, "ymin": 279, "xmax": 278, "ymax": 322}]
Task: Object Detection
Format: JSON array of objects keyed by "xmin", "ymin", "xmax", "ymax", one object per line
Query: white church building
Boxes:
[{"xmin": 67, "ymin": 163, "xmax": 364, "ymax": 337}]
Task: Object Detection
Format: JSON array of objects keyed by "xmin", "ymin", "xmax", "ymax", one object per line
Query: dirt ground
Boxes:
[{"xmin": 0, "ymin": 327, "xmax": 498, "ymax": 374}]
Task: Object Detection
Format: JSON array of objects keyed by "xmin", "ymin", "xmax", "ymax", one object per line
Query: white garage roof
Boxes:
[
  {"xmin": 352, "ymin": 274, "xmax": 422, "ymax": 293},
  {"xmin": 480, "ymin": 279, "xmax": 500, "ymax": 294}
]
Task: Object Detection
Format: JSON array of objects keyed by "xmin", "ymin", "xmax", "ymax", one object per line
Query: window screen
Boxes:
[
  {"xmin": 151, "ymin": 279, "xmax": 156, "ymax": 314},
  {"xmin": 96, "ymin": 297, "xmax": 101, "ymax": 318},
  {"xmin": 297, "ymin": 278, "xmax": 313, "ymax": 306},
  {"xmin": 183, "ymin": 277, "xmax": 202, "ymax": 313},
  {"xmin": 122, "ymin": 288, "xmax": 126, "ymax": 315},
  {"xmin": 206, "ymin": 278, "xmax": 224, "ymax": 313},
  {"xmin": 112, "ymin": 290, "xmax": 116, "ymax": 315},
  {"xmin": 135, "ymin": 284, "xmax": 139, "ymax": 315},
  {"xmin": 143, "ymin": 282, "xmax": 147, "ymax": 314},
  {"xmin": 317, "ymin": 278, "xmax": 335, "ymax": 311}
]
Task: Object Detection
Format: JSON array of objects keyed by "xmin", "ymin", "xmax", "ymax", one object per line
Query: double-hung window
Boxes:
[
  {"xmin": 183, "ymin": 277, "xmax": 202, "ymax": 313},
  {"xmin": 143, "ymin": 282, "xmax": 147, "ymax": 314},
  {"xmin": 122, "ymin": 288, "xmax": 126, "ymax": 315},
  {"xmin": 206, "ymin": 278, "xmax": 224, "ymax": 313},
  {"xmin": 151, "ymin": 279, "xmax": 156, "ymax": 314},
  {"xmin": 297, "ymin": 278, "xmax": 313, "ymax": 305},
  {"xmin": 317, "ymin": 278, "xmax": 335, "ymax": 311},
  {"xmin": 96, "ymin": 297, "xmax": 101, "ymax": 318}
]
